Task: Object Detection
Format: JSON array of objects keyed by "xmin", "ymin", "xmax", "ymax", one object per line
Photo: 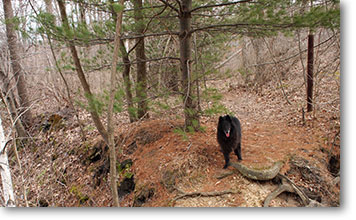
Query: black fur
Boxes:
[{"xmin": 217, "ymin": 115, "xmax": 242, "ymax": 169}]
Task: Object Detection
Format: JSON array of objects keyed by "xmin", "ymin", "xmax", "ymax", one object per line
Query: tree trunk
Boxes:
[
  {"xmin": 3, "ymin": 0, "xmax": 33, "ymax": 126},
  {"xmin": 0, "ymin": 116, "xmax": 16, "ymax": 207},
  {"xmin": 107, "ymin": 0, "xmax": 125, "ymax": 207},
  {"xmin": 109, "ymin": 0, "xmax": 136, "ymax": 123},
  {"xmin": 179, "ymin": 0, "xmax": 200, "ymax": 131},
  {"xmin": 57, "ymin": 0, "xmax": 108, "ymax": 143},
  {"xmin": 44, "ymin": 0, "xmax": 53, "ymax": 14},
  {"xmin": 0, "ymin": 71, "xmax": 27, "ymax": 138},
  {"xmin": 307, "ymin": 33, "xmax": 314, "ymax": 112},
  {"xmin": 251, "ymin": 38, "xmax": 264, "ymax": 91},
  {"xmin": 120, "ymin": 40, "xmax": 137, "ymax": 123},
  {"xmin": 133, "ymin": 0, "xmax": 149, "ymax": 119}
]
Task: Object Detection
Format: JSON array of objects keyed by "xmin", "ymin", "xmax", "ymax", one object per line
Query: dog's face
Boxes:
[{"xmin": 219, "ymin": 115, "xmax": 232, "ymax": 138}]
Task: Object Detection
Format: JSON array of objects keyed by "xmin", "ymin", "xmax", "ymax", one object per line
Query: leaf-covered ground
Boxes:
[
  {"xmin": 4, "ymin": 34, "xmax": 340, "ymax": 207},
  {"xmin": 7, "ymin": 70, "xmax": 339, "ymax": 207}
]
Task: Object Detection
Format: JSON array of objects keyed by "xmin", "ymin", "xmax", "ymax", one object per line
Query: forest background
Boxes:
[{"xmin": 0, "ymin": 0, "xmax": 347, "ymax": 212}]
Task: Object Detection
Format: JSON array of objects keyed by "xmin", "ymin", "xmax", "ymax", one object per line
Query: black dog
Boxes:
[{"xmin": 217, "ymin": 115, "xmax": 242, "ymax": 169}]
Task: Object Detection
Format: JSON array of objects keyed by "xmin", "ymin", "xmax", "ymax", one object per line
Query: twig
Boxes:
[
  {"xmin": 186, "ymin": 143, "xmax": 192, "ymax": 151},
  {"xmin": 262, "ymin": 37, "xmax": 292, "ymax": 105}
]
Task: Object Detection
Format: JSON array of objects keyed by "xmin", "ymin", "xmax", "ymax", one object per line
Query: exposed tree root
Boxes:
[
  {"xmin": 215, "ymin": 170, "xmax": 238, "ymax": 179},
  {"xmin": 215, "ymin": 160, "xmax": 324, "ymax": 207},
  {"xmin": 264, "ymin": 173, "xmax": 324, "ymax": 207},
  {"xmin": 264, "ymin": 182, "xmax": 294, "ymax": 207},
  {"xmin": 229, "ymin": 161, "xmax": 284, "ymax": 181},
  {"xmin": 172, "ymin": 189, "xmax": 237, "ymax": 204}
]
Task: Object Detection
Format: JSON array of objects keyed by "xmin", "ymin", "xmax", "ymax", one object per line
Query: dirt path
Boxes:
[
  {"xmin": 113, "ymin": 85, "xmax": 337, "ymax": 207},
  {"xmin": 12, "ymin": 62, "xmax": 339, "ymax": 207}
]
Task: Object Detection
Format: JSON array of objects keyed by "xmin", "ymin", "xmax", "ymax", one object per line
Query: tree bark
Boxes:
[
  {"xmin": 307, "ymin": 33, "xmax": 314, "ymax": 112},
  {"xmin": 3, "ymin": 0, "xmax": 33, "ymax": 126},
  {"xmin": 109, "ymin": 0, "xmax": 136, "ymax": 123},
  {"xmin": 0, "ymin": 116, "xmax": 16, "ymax": 207},
  {"xmin": 133, "ymin": 0, "xmax": 149, "ymax": 119},
  {"xmin": 107, "ymin": 0, "xmax": 125, "ymax": 207},
  {"xmin": 44, "ymin": 0, "xmax": 53, "ymax": 14},
  {"xmin": 120, "ymin": 40, "xmax": 137, "ymax": 122},
  {"xmin": 179, "ymin": 0, "xmax": 200, "ymax": 131},
  {"xmin": 0, "ymin": 71, "xmax": 27, "ymax": 138},
  {"xmin": 57, "ymin": 0, "xmax": 108, "ymax": 143}
]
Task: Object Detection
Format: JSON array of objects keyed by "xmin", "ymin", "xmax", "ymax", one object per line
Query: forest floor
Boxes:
[{"xmin": 7, "ymin": 52, "xmax": 340, "ymax": 207}]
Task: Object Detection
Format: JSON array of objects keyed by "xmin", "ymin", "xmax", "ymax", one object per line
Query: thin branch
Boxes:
[
  {"xmin": 84, "ymin": 56, "xmax": 180, "ymax": 73},
  {"xmin": 190, "ymin": 22, "xmax": 294, "ymax": 34},
  {"xmin": 262, "ymin": 37, "xmax": 292, "ymax": 105},
  {"xmin": 158, "ymin": 0, "xmax": 179, "ymax": 13},
  {"xmin": 127, "ymin": 3, "xmax": 169, "ymax": 54},
  {"xmin": 248, "ymin": 34, "xmax": 336, "ymax": 67},
  {"xmin": 190, "ymin": 0, "xmax": 254, "ymax": 13}
]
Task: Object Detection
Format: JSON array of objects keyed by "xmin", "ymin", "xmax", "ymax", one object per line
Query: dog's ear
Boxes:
[
  {"xmin": 226, "ymin": 115, "xmax": 231, "ymax": 121},
  {"xmin": 219, "ymin": 116, "xmax": 223, "ymax": 122}
]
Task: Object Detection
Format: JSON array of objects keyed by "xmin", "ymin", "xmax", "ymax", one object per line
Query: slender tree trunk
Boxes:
[
  {"xmin": 57, "ymin": 0, "xmax": 108, "ymax": 143},
  {"xmin": 251, "ymin": 38, "xmax": 264, "ymax": 91},
  {"xmin": 0, "ymin": 71, "xmax": 27, "ymax": 138},
  {"xmin": 307, "ymin": 33, "xmax": 314, "ymax": 112},
  {"xmin": 133, "ymin": 0, "xmax": 149, "ymax": 119},
  {"xmin": 109, "ymin": 0, "xmax": 136, "ymax": 123},
  {"xmin": 44, "ymin": 0, "xmax": 53, "ymax": 14},
  {"xmin": 3, "ymin": 0, "xmax": 33, "ymax": 126},
  {"xmin": 107, "ymin": 0, "xmax": 125, "ymax": 207},
  {"xmin": 120, "ymin": 40, "xmax": 137, "ymax": 122},
  {"xmin": 0, "ymin": 116, "xmax": 15, "ymax": 207},
  {"xmin": 179, "ymin": 0, "xmax": 200, "ymax": 131},
  {"xmin": 41, "ymin": 7, "xmax": 87, "ymax": 142}
]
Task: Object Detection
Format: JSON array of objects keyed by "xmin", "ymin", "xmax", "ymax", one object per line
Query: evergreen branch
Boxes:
[
  {"xmin": 84, "ymin": 56, "xmax": 180, "ymax": 72},
  {"xmin": 121, "ymin": 31, "xmax": 180, "ymax": 40},
  {"xmin": 190, "ymin": 22, "xmax": 286, "ymax": 34}
]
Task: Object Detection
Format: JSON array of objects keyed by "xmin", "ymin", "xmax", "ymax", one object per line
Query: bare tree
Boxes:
[
  {"xmin": 0, "ymin": 116, "xmax": 15, "ymax": 207},
  {"xmin": 0, "ymin": 70, "xmax": 27, "ymax": 138},
  {"xmin": 306, "ymin": 31, "xmax": 314, "ymax": 112},
  {"xmin": 2, "ymin": 0, "xmax": 33, "ymax": 126}
]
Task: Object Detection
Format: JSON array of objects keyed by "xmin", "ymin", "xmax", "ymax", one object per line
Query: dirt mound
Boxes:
[
  {"xmin": 10, "ymin": 113, "xmax": 339, "ymax": 207},
  {"xmin": 106, "ymin": 118, "xmax": 339, "ymax": 207}
]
